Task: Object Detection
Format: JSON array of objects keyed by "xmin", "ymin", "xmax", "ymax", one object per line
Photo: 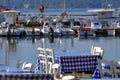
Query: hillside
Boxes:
[{"xmin": 0, "ymin": 0, "xmax": 120, "ymax": 9}]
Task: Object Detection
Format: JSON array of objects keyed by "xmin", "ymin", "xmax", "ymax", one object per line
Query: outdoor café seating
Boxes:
[
  {"xmin": 37, "ymin": 47, "xmax": 55, "ymax": 73},
  {"xmin": 36, "ymin": 47, "xmax": 102, "ymax": 80},
  {"xmin": 35, "ymin": 47, "xmax": 120, "ymax": 79},
  {"xmin": 37, "ymin": 47, "xmax": 76, "ymax": 80}
]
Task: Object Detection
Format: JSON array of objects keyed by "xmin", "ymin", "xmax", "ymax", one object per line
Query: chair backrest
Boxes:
[
  {"xmin": 112, "ymin": 61, "xmax": 120, "ymax": 78},
  {"xmin": 91, "ymin": 46, "xmax": 104, "ymax": 57},
  {"xmin": 37, "ymin": 47, "xmax": 55, "ymax": 73},
  {"xmin": 97, "ymin": 59, "xmax": 114, "ymax": 78},
  {"xmin": 22, "ymin": 62, "xmax": 34, "ymax": 71}
]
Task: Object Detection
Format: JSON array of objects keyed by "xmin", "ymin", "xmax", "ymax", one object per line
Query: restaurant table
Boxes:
[
  {"xmin": 57, "ymin": 51, "xmax": 102, "ymax": 74},
  {"xmin": 36, "ymin": 50, "xmax": 102, "ymax": 75},
  {"xmin": 0, "ymin": 64, "xmax": 54, "ymax": 80}
]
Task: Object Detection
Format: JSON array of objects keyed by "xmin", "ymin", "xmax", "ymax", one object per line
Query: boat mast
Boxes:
[
  {"xmin": 63, "ymin": 0, "xmax": 66, "ymax": 12},
  {"xmin": 4, "ymin": 0, "xmax": 7, "ymax": 7}
]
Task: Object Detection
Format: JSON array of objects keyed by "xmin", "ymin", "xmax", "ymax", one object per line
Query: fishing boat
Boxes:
[
  {"xmin": 41, "ymin": 20, "xmax": 56, "ymax": 37},
  {"xmin": 76, "ymin": 18, "xmax": 95, "ymax": 36},
  {"xmin": 0, "ymin": 10, "xmax": 26, "ymax": 37},
  {"xmin": 79, "ymin": 26, "xmax": 95, "ymax": 36},
  {"xmin": 0, "ymin": 22, "xmax": 26, "ymax": 37},
  {"xmin": 88, "ymin": 8, "xmax": 120, "ymax": 36},
  {"xmin": 53, "ymin": 12, "xmax": 74, "ymax": 36}
]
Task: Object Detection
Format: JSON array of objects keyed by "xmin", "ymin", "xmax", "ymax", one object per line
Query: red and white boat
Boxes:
[{"xmin": 78, "ymin": 18, "xmax": 102, "ymax": 36}]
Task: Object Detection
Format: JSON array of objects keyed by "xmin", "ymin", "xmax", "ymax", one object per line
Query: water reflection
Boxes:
[
  {"xmin": 78, "ymin": 36, "xmax": 100, "ymax": 41},
  {"xmin": 6, "ymin": 38, "xmax": 17, "ymax": 53},
  {"xmin": 32, "ymin": 36, "xmax": 35, "ymax": 44},
  {"xmin": 48, "ymin": 37, "xmax": 54, "ymax": 43},
  {"xmin": 0, "ymin": 36, "xmax": 120, "ymax": 66}
]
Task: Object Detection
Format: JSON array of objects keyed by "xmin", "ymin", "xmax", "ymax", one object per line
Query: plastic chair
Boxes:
[
  {"xmin": 22, "ymin": 62, "xmax": 34, "ymax": 71},
  {"xmin": 91, "ymin": 46, "xmax": 104, "ymax": 57},
  {"xmin": 52, "ymin": 64, "xmax": 75, "ymax": 80},
  {"xmin": 97, "ymin": 59, "xmax": 114, "ymax": 78},
  {"xmin": 112, "ymin": 61, "xmax": 120, "ymax": 78},
  {"xmin": 37, "ymin": 47, "xmax": 55, "ymax": 73}
]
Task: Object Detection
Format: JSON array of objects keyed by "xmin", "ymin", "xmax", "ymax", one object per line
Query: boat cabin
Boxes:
[
  {"xmin": 88, "ymin": 8, "xmax": 116, "ymax": 19},
  {"xmin": 2, "ymin": 10, "xmax": 20, "ymax": 25}
]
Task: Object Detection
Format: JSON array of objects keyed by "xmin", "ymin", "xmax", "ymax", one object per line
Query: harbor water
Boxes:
[{"xmin": 0, "ymin": 36, "xmax": 120, "ymax": 67}]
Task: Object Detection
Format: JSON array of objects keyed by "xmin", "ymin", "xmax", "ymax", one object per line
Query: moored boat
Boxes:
[
  {"xmin": 0, "ymin": 22, "xmax": 26, "ymax": 37},
  {"xmin": 77, "ymin": 18, "xmax": 96, "ymax": 36}
]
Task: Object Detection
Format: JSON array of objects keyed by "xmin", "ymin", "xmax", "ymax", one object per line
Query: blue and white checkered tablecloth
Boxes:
[
  {"xmin": 92, "ymin": 66, "xmax": 101, "ymax": 78},
  {"xmin": 59, "ymin": 55, "xmax": 102, "ymax": 74},
  {"xmin": 0, "ymin": 73, "xmax": 54, "ymax": 80},
  {"xmin": 0, "ymin": 65, "xmax": 54, "ymax": 80},
  {"xmin": 35, "ymin": 54, "xmax": 102, "ymax": 75}
]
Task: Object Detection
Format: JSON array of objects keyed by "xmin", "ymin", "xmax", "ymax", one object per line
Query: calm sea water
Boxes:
[
  {"xmin": 0, "ymin": 9, "xmax": 120, "ymax": 68},
  {"xmin": 0, "ymin": 36, "xmax": 120, "ymax": 67}
]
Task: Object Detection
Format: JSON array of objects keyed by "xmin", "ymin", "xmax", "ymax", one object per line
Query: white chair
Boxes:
[
  {"xmin": 112, "ymin": 61, "xmax": 120, "ymax": 78},
  {"xmin": 91, "ymin": 46, "xmax": 104, "ymax": 57},
  {"xmin": 52, "ymin": 64, "xmax": 75, "ymax": 80},
  {"xmin": 38, "ymin": 47, "xmax": 75, "ymax": 80},
  {"xmin": 37, "ymin": 47, "xmax": 55, "ymax": 73},
  {"xmin": 22, "ymin": 62, "xmax": 34, "ymax": 71},
  {"xmin": 97, "ymin": 59, "xmax": 114, "ymax": 78}
]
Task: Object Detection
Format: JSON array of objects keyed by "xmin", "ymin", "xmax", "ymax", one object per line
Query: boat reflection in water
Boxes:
[
  {"xmin": 78, "ymin": 35, "xmax": 100, "ymax": 41},
  {"xmin": 0, "ymin": 35, "xmax": 120, "ymax": 67}
]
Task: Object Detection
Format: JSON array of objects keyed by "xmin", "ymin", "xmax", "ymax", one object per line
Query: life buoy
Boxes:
[{"xmin": 39, "ymin": 4, "xmax": 44, "ymax": 13}]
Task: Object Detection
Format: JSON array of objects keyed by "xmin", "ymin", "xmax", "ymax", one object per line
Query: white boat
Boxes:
[
  {"xmin": 54, "ymin": 21, "xmax": 74, "ymax": 36},
  {"xmin": 41, "ymin": 21, "xmax": 50, "ymax": 36},
  {"xmin": 0, "ymin": 22, "xmax": 8, "ymax": 36},
  {"xmin": 88, "ymin": 8, "xmax": 120, "ymax": 36},
  {"xmin": 41, "ymin": 20, "xmax": 73, "ymax": 37},
  {"xmin": 0, "ymin": 10, "xmax": 27, "ymax": 37},
  {"xmin": 78, "ymin": 19, "xmax": 102, "ymax": 36},
  {"xmin": 0, "ymin": 22, "xmax": 26, "ymax": 37},
  {"xmin": 41, "ymin": 20, "xmax": 56, "ymax": 37},
  {"xmin": 51, "ymin": 0, "xmax": 74, "ymax": 36}
]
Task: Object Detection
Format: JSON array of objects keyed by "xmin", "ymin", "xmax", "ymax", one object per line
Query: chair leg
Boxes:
[{"xmin": 40, "ymin": 63, "xmax": 44, "ymax": 73}]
